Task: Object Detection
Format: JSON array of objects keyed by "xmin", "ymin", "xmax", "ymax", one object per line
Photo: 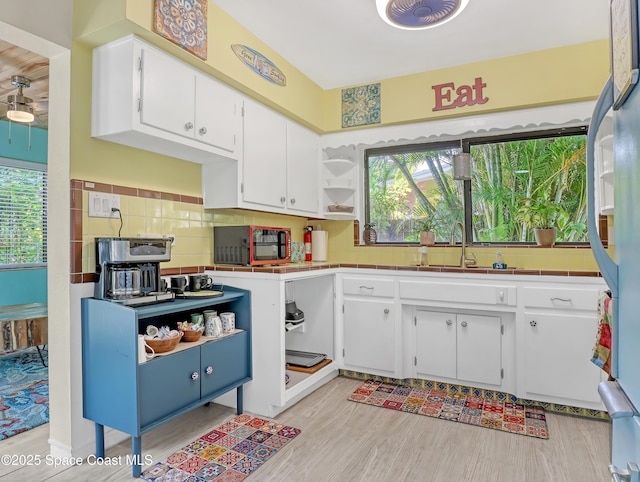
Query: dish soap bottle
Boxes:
[
  {"xmin": 419, "ymin": 246, "xmax": 429, "ymax": 267},
  {"xmin": 493, "ymin": 250, "xmax": 507, "ymax": 269}
]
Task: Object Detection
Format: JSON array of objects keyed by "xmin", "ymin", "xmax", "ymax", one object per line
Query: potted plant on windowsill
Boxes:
[
  {"xmin": 418, "ymin": 219, "xmax": 436, "ymax": 246},
  {"xmin": 516, "ymin": 198, "xmax": 567, "ymax": 246}
]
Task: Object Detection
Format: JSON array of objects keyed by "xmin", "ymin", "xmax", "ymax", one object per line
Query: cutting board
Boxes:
[{"xmin": 286, "ymin": 358, "xmax": 332, "ymax": 374}]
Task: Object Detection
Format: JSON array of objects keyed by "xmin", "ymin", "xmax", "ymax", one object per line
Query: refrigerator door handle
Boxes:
[
  {"xmin": 598, "ymin": 381, "xmax": 637, "ymax": 419},
  {"xmin": 609, "ymin": 463, "xmax": 640, "ymax": 482},
  {"xmin": 586, "ymin": 77, "xmax": 619, "ymax": 295}
]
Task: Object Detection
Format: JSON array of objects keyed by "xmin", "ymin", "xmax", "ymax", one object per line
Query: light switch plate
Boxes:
[{"xmin": 88, "ymin": 192, "xmax": 120, "ymax": 218}]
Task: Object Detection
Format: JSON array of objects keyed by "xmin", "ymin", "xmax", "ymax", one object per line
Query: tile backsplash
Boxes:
[
  {"xmin": 70, "ymin": 179, "xmax": 602, "ymax": 282},
  {"xmin": 70, "ymin": 179, "xmax": 309, "ymax": 282}
]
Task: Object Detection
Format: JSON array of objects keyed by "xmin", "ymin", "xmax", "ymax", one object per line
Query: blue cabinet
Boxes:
[
  {"xmin": 81, "ymin": 287, "xmax": 252, "ymax": 477},
  {"xmin": 201, "ymin": 331, "xmax": 250, "ymax": 398},
  {"xmin": 139, "ymin": 348, "xmax": 201, "ymax": 427}
]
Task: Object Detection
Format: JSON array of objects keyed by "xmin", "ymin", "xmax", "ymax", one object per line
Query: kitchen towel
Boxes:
[
  {"xmin": 591, "ymin": 290, "xmax": 613, "ymax": 376},
  {"xmin": 311, "ymin": 230, "xmax": 328, "ymax": 262}
]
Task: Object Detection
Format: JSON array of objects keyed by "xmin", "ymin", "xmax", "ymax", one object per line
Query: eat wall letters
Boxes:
[{"xmin": 432, "ymin": 77, "xmax": 489, "ymax": 112}]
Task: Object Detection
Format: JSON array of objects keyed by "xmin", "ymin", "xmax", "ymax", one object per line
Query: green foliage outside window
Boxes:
[
  {"xmin": 366, "ymin": 131, "xmax": 588, "ymax": 244},
  {"xmin": 0, "ymin": 163, "xmax": 48, "ymax": 266}
]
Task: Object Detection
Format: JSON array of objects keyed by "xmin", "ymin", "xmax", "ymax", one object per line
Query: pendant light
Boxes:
[
  {"xmin": 376, "ymin": 0, "xmax": 470, "ymax": 30},
  {"xmin": 453, "ymin": 142, "xmax": 471, "ymax": 180}
]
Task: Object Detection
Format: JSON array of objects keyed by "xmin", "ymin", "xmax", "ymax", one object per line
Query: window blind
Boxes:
[{"xmin": 0, "ymin": 160, "xmax": 47, "ymax": 267}]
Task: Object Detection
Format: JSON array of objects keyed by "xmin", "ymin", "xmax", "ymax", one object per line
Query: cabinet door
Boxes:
[
  {"xmin": 524, "ymin": 311, "xmax": 602, "ymax": 403},
  {"xmin": 242, "ymin": 99, "xmax": 287, "ymax": 209},
  {"xmin": 201, "ymin": 331, "xmax": 250, "ymax": 399},
  {"xmin": 286, "ymin": 122, "xmax": 319, "ymax": 214},
  {"xmin": 195, "ymin": 74, "xmax": 240, "ymax": 154},
  {"xmin": 415, "ymin": 311, "xmax": 457, "ymax": 380},
  {"xmin": 139, "ymin": 348, "xmax": 201, "ymax": 428},
  {"xmin": 456, "ymin": 314, "xmax": 502, "ymax": 386},
  {"xmin": 140, "ymin": 46, "xmax": 195, "ymax": 139},
  {"xmin": 343, "ymin": 299, "xmax": 395, "ymax": 373}
]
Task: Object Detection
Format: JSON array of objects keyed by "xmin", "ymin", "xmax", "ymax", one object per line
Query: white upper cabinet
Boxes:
[
  {"xmin": 203, "ymin": 98, "xmax": 320, "ymax": 216},
  {"xmin": 286, "ymin": 121, "xmax": 320, "ymax": 214},
  {"xmin": 242, "ymin": 98, "xmax": 288, "ymax": 209},
  {"xmin": 139, "ymin": 46, "xmax": 195, "ymax": 139},
  {"xmin": 195, "ymin": 73, "xmax": 239, "ymax": 153},
  {"xmin": 92, "ymin": 35, "xmax": 241, "ymax": 164}
]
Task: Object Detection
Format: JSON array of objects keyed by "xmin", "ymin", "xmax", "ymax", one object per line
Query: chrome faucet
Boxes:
[{"xmin": 449, "ymin": 221, "xmax": 477, "ymax": 268}]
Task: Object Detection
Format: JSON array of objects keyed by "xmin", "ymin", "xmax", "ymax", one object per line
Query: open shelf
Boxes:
[
  {"xmin": 285, "ymin": 360, "xmax": 338, "ymax": 401},
  {"xmin": 323, "ymin": 158, "xmax": 354, "ymax": 176}
]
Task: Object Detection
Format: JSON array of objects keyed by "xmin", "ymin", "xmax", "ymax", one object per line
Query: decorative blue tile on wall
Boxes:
[{"xmin": 342, "ymin": 83, "xmax": 381, "ymax": 128}]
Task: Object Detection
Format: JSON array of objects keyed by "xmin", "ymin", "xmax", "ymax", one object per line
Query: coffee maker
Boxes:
[{"xmin": 95, "ymin": 237, "xmax": 175, "ymax": 306}]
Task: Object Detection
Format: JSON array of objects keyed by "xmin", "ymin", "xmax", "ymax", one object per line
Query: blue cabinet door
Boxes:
[
  {"xmin": 200, "ymin": 331, "xmax": 249, "ymax": 399},
  {"xmin": 139, "ymin": 348, "xmax": 200, "ymax": 428}
]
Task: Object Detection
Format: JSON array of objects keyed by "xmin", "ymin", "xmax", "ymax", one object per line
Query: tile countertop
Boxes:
[{"xmin": 206, "ymin": 263, "xmax": 602, "ymax": 277}]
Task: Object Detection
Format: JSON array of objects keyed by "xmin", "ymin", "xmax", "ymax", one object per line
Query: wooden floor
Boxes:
[{"xmin": 0, "ymin": 377, "xmax": 611, "ymax": 481}]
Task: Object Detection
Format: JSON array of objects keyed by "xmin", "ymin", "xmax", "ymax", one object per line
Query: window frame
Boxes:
[
  {"xmin": 0, "ymin": 157, "xmax": 48, "ymax": 269},
  {"xmin": 364, "ymin": 126, "xmax": 590, "ymax": 246}
]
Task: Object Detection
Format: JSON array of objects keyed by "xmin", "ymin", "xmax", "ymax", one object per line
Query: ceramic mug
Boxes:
[
  {"xmin": 200, "ymin": 275, "xmax": 213, "ymax": 290},
  {"xmin": 220, "ymin": 312, "xmax": 235, "ymax": 333},
  {"xmin": 138, "ymin": 334, "xmax": 154, "ymax": 363},
  {"xmin": 205, "ymin": 313, "xmax": 223, "ymax": 337},
  {"xmin": 190, "ymin": 313, "xmax": 204, "ymax": 328},
  {"xmin": 188, "ymin": 275, "xmax": 202, "ymax": 292},
  {"xmin": 171, "ymin": 276, "xmax": 186, "ymax": 292}
]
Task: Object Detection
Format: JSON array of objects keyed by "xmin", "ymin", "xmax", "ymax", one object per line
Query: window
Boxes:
[
  {"xmin": 0, "ymin": 159, "xmax": 48, "ymax": 267},
  {"xmin": 365, "ymin": 128, "xmax": 588, "ymax": 244}
]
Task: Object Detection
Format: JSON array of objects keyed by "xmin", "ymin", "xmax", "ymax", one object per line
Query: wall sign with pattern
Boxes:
[
  {"xmin": 231, "ymin": 44, "xmax": 286, "ymax": 86},
  {"xmin": 153, "ymin": 0, "xmax": 208, "ymax": 60},
  {"xmin": 342, "ymin": 83, "xmax": 381, "ymax": 128}
]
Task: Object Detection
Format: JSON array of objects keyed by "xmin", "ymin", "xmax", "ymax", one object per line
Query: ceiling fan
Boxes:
[{"xmin": 1, "ymin": 75, "xmax": 48, "ymax": 126}]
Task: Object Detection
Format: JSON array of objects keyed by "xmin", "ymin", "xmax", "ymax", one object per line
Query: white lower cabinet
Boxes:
[
  {"xmin": 415, "ymin": 310, "xmax": 502, "ymax": 387},
  {"xmin": 523, "ymin": 311, "xmax": 603, "ymax": 405},
  {"xmin": 343, "ymin": 299, "xmax": 395, "ymax": 373}
]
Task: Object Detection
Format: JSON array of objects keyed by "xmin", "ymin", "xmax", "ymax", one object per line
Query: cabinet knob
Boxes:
[
  {"xmin": 460, "ymin": 320, "xmax": 468, "ymax": 328},
  {"xmin": 191, "ymin": 371, "xmax": 199, "ymax": 381},
  {"xmin": 205, "ymin": 366, "xmax": 213, "ymax": 375},
  {"xmin": 280, "ymin": 196, "xmax": 286, "ymax": 204},
  {"xmin": 384, "ymin": 308, "xmax": 390, "ymax": 315},
  {"xmin": 446, "ymin": 319, "xmax": 453, "ymax": 326},
  {"xmin": 529, "ymin": 320, "xmax": 537, "ymax": 327},
  {"xmin": 290, "ymin": 198, "xmax": 296, "ymax": 205},
  {"xmin": 185, "ymin": 122, "xmax": 194, "ymax": 131},
  {"xmin": 199, "ymin": 127, "xmax": 207, "ymax": 135}
]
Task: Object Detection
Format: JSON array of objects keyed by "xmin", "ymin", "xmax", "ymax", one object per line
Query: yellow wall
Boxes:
[
  {"xmin": 323, "ymin": 40, "xmax": 609, "ymax": 132},
  {"xmin": 319, "ymin": 220, "xmax": 602, "ymax": 272},
  {"xmin": 73, "ymin": 1, "xmax": 608, "ymax": 134},
  {"xmin": 70, "ymin": 1, "xmax": 609, "ymax": 272}
]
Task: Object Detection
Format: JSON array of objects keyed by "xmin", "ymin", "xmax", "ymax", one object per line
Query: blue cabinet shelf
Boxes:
[{"xmin": 81, "ymin": 286, "xmax": 252, "ymax": 478}]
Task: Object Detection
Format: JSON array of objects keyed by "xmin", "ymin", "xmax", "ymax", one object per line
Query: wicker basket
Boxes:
[
  {"xmin": 145, "ymin": 333, "xmax": 182, "ymax": 353},
  {"xmin": 180, "ymin": 328, "xmax": 204, "ymax": 342},
  {"xmin": 327, "ymin": 204, "xmax": 354, "ymax": 213}
]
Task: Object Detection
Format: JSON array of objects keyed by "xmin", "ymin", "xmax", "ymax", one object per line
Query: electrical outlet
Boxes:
[
  {"xmin": 88, "ymin": 192, "xmax": 120, "ymax": 218},
  {"xmin": 166, "ymin": 234, "xmax": 176, "ymax": 246}
]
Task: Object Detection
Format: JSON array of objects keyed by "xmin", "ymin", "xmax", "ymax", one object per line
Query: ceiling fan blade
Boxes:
[{"xmin": 29, "ymin": 100, "xmax": 48, "ymax": 111}]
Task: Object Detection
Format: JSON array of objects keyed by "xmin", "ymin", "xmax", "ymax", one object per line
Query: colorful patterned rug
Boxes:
[
  {"xmin": 141, "ymin": 414, "xmax": 301, "ymax": 481},
  {"xmin": 349, "ymin": 381, "xmax": 548, "ymax": 439},
  {"xmin": 0, "ymin": 347, "xmax": 49, "ymax": 440}
]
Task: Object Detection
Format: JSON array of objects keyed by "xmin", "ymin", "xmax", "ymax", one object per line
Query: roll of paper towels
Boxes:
[{"xmin": 312, "ymin": 231, "xmax": 328, "ymax": 262}]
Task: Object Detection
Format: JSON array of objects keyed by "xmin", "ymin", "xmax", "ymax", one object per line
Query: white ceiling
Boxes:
[{"xmin": 213, "ymin": 0, "xmax": 610, "ymax": 90}]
